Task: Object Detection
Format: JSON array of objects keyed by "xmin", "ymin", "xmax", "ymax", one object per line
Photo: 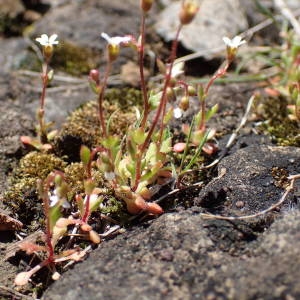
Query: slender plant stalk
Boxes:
[
  {"xmin": 43, "ymin": 176, "xmax": 55, "ymax": 263},
  {"xmin": 38, "ymin": 62, "xmax": 49, "ymax": 143},
  {"xmin": 98, "ymin": 62, "xmax": 112, "ymax": 138},
  {"xmin": 142, "ymin": 24, "xmax": 183, "ymax": 153},
  {"xmin": 132, "ymin": 25, "xmax": 183, "ymax": 191},
  {"xmin": 139, "ymin": 12, "xmax": 150, "ymax": 129},
  {"xmin": 199, "ymin": 61, "xmax": 230, "ymax": 131},
  {"xmin": 158, "ymin": 25, "xmax": 183, "ymax": 144},
  {"xmin": 82, "ymin": 194, "xmax": 90, "ymax": 223}
]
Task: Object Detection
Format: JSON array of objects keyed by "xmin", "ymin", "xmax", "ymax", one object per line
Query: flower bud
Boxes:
[
  {"xmin": 43, "ymin": 45, "xmax": 54, "ymax": 60},
  {"xmin": 179, "ymin": 1, "xmax": 199, "ymax": 25},
  {"xmin": 89, "ymin": 69, "xmax": 100, "ymax": 84},
  {"xmin": 166, "ymin": 87, "xmax": 176, "ymax": 102},
  {"xmin": 179, "ymin": 96, "xmax": 189, "ymax": 111},
  {"xmin": 141, "ymin": 0, "xmax": 153, "ymax": 12},
  {"xmin": 187, "ymin": 85, "xmax": 196, "ymax": 96},
  {"xmin": 108, "ymin": 44, "xmax": 120, "ymax": 62}
]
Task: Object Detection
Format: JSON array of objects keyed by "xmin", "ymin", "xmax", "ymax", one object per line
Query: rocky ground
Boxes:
[{"xmin": 1, "ymin": 0, "xmax": 300, "ymax": 299}]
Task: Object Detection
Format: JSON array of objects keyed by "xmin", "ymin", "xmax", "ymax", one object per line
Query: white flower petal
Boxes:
[
  {"xmin": 222, "ymin": 36, "xmax": 231, "ymax": 47},
  {"xmin": 101, "ymin": 32, "xmax": 110, "ymax": 43},
  {"xmin": 173, "ymin": 107, "xmax": 183, "ymax": 119},
  {"xmin": 223, "ymin": 36, "xmax": 246, "ymax": 49},
  {"xmin": 101, "ymin": 32, "xmax": 131, "ymax": 46},
  {"xmin": 49, "ymin": 34, "xmax": 59, "ymax": 45},
  {"xmin": 50, "ymin": 195, "xmax": 59, "ymax": 207},
  {"xmin": 171, "ymin": 62, "xmax": 185, "ymax": 78},
  {"xmin": 36, "ymin": 34, "xmax": 59, "ymax": 46}
]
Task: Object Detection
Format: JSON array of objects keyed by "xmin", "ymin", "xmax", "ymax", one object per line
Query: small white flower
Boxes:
[
  {"xmin": 222, "ymin": 36, "xmax": 246, "ymax": 49},
  {"xmin": 49, "ymin": 189, "xmax": 70, "ymax": 208},
  {"xmin": 171, "ymin": 62, "xmax": 185, "ymax": 78},
  {"xmin": 173, "ymin": 107, "xmax": 183, "ymax": 119},
  {"xmin": 101, "ymin": 32, "xmax": 131, "ymax": 46},
  {"xmin": 36, "ymin": 34, "xmax": 59, "ymax": 47},
  {"xmin": 104, "ymin": 171, "xmax": 116, "ymax": 181}
]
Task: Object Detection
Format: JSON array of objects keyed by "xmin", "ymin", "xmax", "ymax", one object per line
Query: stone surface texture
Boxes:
[
  {"xmin": 44, "ymin": 145, "xmax": 300, "ymax": 300},
  {"xmin": 155, "ymin": 0, "xmax": 248, "ymax": 58}
]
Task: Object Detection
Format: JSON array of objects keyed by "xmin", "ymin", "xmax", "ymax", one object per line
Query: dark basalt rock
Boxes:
[{"xmin": 44, "ymin": 145, "xmax": 300, "ymax": 299}]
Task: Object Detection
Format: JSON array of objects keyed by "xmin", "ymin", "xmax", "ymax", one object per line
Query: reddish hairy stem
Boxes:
[
  {"xmin": 199, "ymin": 61, "xmax": 230, "ymax": 131},
  {"xmin": 132, "ymin": 25, "xmax": 183, "ymax": 191},
  {"xmin": 98, "ymin": 62, "xmax": 112, "ymax": 138},
  {"xmin": 38, "ymin": 63, "xmax": 49, "ymax": 142},
  {"xmin": 82, "ymin": 194, "xmax": 90, "ymax": 223},
  {"xmin": 139, "ymin": 12, "xmax": 150, "ymax": 129},
  {"xmin": 158, "ymin": 25, "xmax": 182, "ymax": 144},
  {"xmin": 143, "ymin": 25, "xmax": 182, "ymax": 152}
]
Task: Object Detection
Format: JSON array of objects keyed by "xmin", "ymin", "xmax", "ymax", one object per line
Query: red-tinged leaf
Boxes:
[
  {"xmin": 202, "ymin": 142, "xmax": 218, "ymax": 155},
  {"xmin": 4, "ymin": 231, "xmax": 44, "ymax": 261},
  {"xmin": 146, "ymin": 202, "xmax": 163, "ymax": 215},
  {"xmin": 18, "ymin": 241, "xmax": 46, "ymax": 254}
]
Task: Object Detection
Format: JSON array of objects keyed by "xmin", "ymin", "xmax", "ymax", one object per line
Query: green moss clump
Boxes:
[
  {"xmin": 51, "ymin": 41, "xmax": 101, "ymax": 76},
  {"xmin": 258, "ymin": 96, "xmax": 300, "ymax": 146},
  {"xmin": 54, "ymin": 88, "xmax": 142, "ymax": 161},
  {"xmin": 4, "ymin": 151, "xmax": 66, "ymax": 226},
  {"xmin": 266, "ymin": 120, "xmax": 300, "ymax": 146}
]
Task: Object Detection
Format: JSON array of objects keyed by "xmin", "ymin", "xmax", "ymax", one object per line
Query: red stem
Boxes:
[
  {"xmin": 139, "ymin": 12, "xmax": 150, "ymax": 129},
  {"xmin": 38, "ymin": 62, "xmax": 49, "ymax": 142},
  {"xmin": 199, "ymin": 61, "xmax": 230, "ymax": 131},
  {"xmin": 132, "ymin": 25, "xmax": 183, "ymax": 191},
  {"xmin": 98, "ymin": 62, "xmax": 112, "ymax": 138},
  {"xmin": 82, "ymin": 194, "xmax": 90, "ymax": 223}
]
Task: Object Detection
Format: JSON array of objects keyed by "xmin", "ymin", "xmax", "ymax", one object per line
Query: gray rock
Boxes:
[
  {"xmin": 0, "ymin": 38, "xmax": 29, "ymax": 74},
  {"xmin": 0, "ymin": 0, "xmax": 25, "ymax": 18},
  {"xmin": 0, "ymin": 96, "xmax": 34, "ymax": 192},
  {"xmin": 44, "ymin": 145, "xmax": 300, "ymax": 299},
  {"xmin": 155, "ymin": 0, "xmax": 248, "ymax": 58},
  {"xmin": 196, "ymin": 144, "xmax": 300, "ymax": 215}
]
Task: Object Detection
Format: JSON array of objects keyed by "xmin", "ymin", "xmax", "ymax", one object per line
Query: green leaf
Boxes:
[
  {"xmin": 102, "ymin": 135, "xmax": 120, "ymax": 149},
  {"xmin": 126, "ymin": 137, "xmax": 137, "ymax": 160},
  {"xmin": 89, "ymin": 195, "xmax": 103, "ymax": 213},
  {"xmin": 145, "ymin": 142, "xmax": 158, "ymax": 164},
  {"xmin": 184, "ymin": 129, "xmax": 210, "ymax": 171},
  {"xmin": 205, "ymin": 104, "xmax": 218, "ymax": 121},
  {"xmin": 179, "ymin": 116, "xmax": 195, "ymax": 173},
  {"xmin": 131, "ymin": 128, "xmax": 147, "ymax": 145},
  {"xmin": 49, "ymin": 204, "xmax": 62, "ymax": 232},
  {"xmin": 149, "ymin": 91, "xmax": 161, "ymax": 110},
  {"xmin": 163, "ymin": 107, "xmax": 173, "ymax": 124},
  {"xmin": 80, "ymin": 145, "xmax": 91, "ymax": 166},
  {"xmin": 118, "ymin": 158, "xmax": 132, "ymax": 180},
  {"xmin": 140, "ymin": 161, "xmax": 163, "ymax": 184},
  {"xmin": 160, "ymin": 137, "xmax": 172, "ymax": 153}
]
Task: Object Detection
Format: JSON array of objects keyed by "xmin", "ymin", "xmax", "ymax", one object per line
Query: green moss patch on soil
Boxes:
[
  {"xmin": 54, "ymin": 88, "xmax": 142, "ymax": 161},
  {"xmin": 257, "ymin": 95, "xmax": 300, "ymax": 146}
]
